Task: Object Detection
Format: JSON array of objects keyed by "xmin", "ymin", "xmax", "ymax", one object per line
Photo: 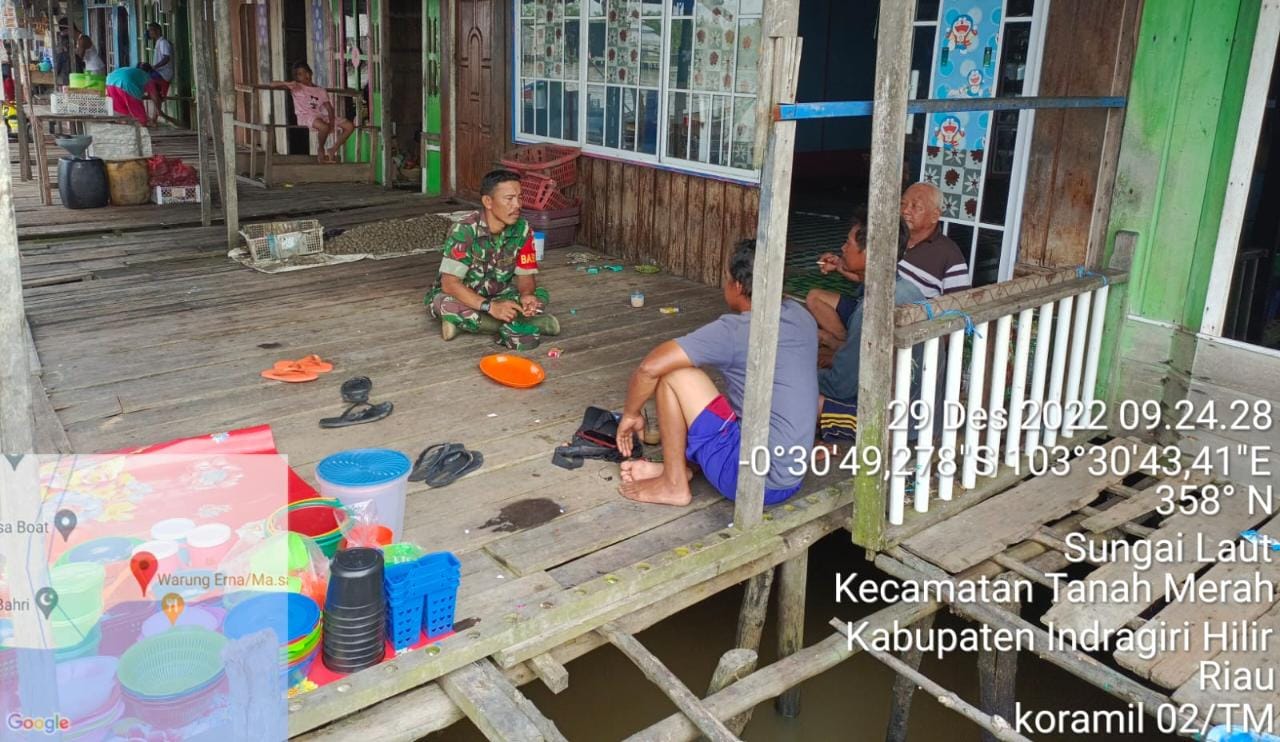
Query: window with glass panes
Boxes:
[
  {"xmin": 910, "ymin": 0, "xmax": 1044, "ymax": 286},
  {"xmin": 516, "ymin": 0, "xmax": 763, "ymax": 178}
]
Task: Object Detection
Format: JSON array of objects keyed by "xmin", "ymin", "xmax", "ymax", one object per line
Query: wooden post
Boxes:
[
  {"xmin": 735, "ymin": 33, "xmax": 802, "ymax": 530},
  {"xmin": 598, "ymin": 623, "xmax": 739, "ymax": 742},
  {"xmin": 729, "ymin": 566, "xmax": 773, "ymax": 732},
  {"xmin": 212, "ymin": 0, "xmax": 239, "ymax": 246},
  {"xmin": 707, "ymin": 649, "xmax": 758, "ymax": 735},
  {"xmin": 189, "ymin": 0, "xmax": 212, "ymax": 226},
  {"xmin": 852, "ymin": 0, "xmax": 915, "ymax": 549},
  {"xmin": 774, "ymin": 551, "xmax": 807, "ymax": 718},
  {"xmin": 11, "ymin": 41, "xmax": 32, "ymax": 182},
  {"xmin": 977, "ymin": 586, "xmax": 1020, "ymax": 742},
  {"xmin": 378, "ymin": 0, "xmax": 392, "ymax": 187},
  {"xmin": 0, "ymin": 132, "xmax": 32, "ymax": 452},
  {"xmin": 528, "ymin": 653, "xmax": 569, "ymax": 695},
  {"xmin": 884, "ymin": 612, "xmax": 936, "ymax": 742},
  {"xmin": 440, "ymin": 660, "xmax": 569, "ymax": 742}
]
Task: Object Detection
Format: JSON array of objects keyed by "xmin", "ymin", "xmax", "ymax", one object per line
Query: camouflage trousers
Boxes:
[{"xmin": 428, "ymin": 286, "xmax": 551, "ymax": 333}]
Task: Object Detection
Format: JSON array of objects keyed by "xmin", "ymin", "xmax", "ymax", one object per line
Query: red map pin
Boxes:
[{"xmin": 131, "ymin": 551, "xmax": 158, "ymax": 596}]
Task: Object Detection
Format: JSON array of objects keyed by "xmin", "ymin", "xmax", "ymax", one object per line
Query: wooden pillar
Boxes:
[
  {"xmin": 707, "ymin": 648, "xmax": 758, "ymax": 735},
  {"xmin": 734, "ymin": 2, "xmax": 802, "ymax": 530},
  {"xmin": 977, "ymin": 591, "xmax": 1021, "ymax": 741},
  {"xmin": 212, "ymin": 0, "xmax": 239, "ymax": 246},
  {"xmin": 189, "ymin": 0, "xmax": 212, "ymax": 226},
  {"xmin": 0, "ymin": 133, "xmax": 32, "ymax": 452},
  {"xmin": 730, "ymin": 565, "xmax": 773, "ymax": 732},
  {"xmin": 774, "ymin": 550, "xmax": 807, "ymax": 718},
  {"xmin": 11, "ymin": 41, "xmax": 32, "ymax": 182},
  {"xmin": 378, "ymin": 0, "xmax": 392, "ymax": 187},
  {"xmin": 884, "ymin": 612, "xmax": 936, "ymax": 742},
  {"xmin": 852, "ymin": 0, "xmax": 915, "ymax": 549}
]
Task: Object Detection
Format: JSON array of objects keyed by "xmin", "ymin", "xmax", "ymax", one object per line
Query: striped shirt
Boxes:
[{"xmin": 897, "ymin": 227, "xmax": 970, "ymax": 299}]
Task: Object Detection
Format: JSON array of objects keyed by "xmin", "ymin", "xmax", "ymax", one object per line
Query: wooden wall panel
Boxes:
[
  {"xmin": 570, "ymin": 155, "xmax": 760, "ymax": 284},
  {"xmin": 1018, "ymin": 0, "xmax": 1141, "ymax": 270}
]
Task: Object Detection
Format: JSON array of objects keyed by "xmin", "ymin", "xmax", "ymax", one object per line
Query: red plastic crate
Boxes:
[
  {"xmin": 502, "ymin": 144, "xmax": 580, "ymax": 188},
  {"xmin": 520, "ymin": 172, "xmax": 558, "ymax": 210},
  {"xmin": 543, "ymin": 188, "xmax": 575, "ymax": 210}
]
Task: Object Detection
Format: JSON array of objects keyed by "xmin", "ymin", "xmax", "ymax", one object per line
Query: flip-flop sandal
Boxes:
[
  {"xmin": 340, "ymin": 376, "xmax": 372, "ymax": 404},
  {"xmin": 261, "ymin": 364, "xmax": 318, "ymax": 383},
  {"xmin": 424, "ymin": 449, "xmax": 484, "ymax": 488},
  {"xmin": 319, "ymin": 401, "xmax": 393, "ymax": 428},
  {"xmin": 409, "ymin": 442, "xmax": 465, "ymax": 482},
  {"xmin": 275, "ymin": 354, "xmax": 334, "ymax": 374}
]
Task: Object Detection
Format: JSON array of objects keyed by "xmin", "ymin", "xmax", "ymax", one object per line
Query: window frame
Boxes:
[{"xmin": 512, "ymin": 0, "xmax": 763, "ymax": 185}]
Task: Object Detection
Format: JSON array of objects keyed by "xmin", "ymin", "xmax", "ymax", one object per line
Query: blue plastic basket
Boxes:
[{"xmin": 382, "ymin": 551, "xmax": 460, "ymax": 649}]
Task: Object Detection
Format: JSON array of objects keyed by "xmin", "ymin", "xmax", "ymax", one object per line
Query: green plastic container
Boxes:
[
  {"xmin": 50, "ymin": 563, "xmax": 105, "ymax": 618},
  {"xmin": 382, "ymin": 543, "xmax": 425, "ymax": 565}
]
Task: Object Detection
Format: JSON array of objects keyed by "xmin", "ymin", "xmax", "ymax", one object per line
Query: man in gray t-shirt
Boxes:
[{"xmin": 615, "ymin": 240, "xmax": 819, "ymax": 506}]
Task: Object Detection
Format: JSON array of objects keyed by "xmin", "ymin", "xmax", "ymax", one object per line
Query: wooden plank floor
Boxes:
[
  {"xmin": 14, "ymin": 142, "xmax": 853, "ymax": 731},
  {"xmin": 903, "ymin": 447, "xmax": 1279, "ymax": 734}
]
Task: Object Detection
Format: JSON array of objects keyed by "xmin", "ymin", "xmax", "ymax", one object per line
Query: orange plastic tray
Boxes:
[{"xmin": 479, "ymin": 354, "xmax": 546, "ymax": 389}]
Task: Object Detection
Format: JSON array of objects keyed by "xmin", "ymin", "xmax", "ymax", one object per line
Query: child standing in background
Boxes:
[{"xmin": 267, "ymin": 62, "xmax": 355, "ymax": 164}]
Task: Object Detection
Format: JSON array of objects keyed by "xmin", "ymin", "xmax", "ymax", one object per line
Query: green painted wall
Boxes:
[
  {"xmin": 424, "ymin": 0, "xmax": 442, "ymax": 195},
  {"xmin": 1099, "ymin": 0, "xmax": 1261, "ymax": 408}
]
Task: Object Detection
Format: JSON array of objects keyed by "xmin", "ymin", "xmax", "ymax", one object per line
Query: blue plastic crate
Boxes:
[
  {"xmin": 386, "ymin": 590, "xmax": 427, "ymax": 650},
  {"xmin": 424, "ymin": 583, "xmax": 458, "ymax": 638},
  {"xmin": 382, "ymin": 551, "xmax": 461, "ymax": 648}
]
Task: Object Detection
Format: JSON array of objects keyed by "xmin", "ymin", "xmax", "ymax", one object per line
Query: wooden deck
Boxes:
[
  {"xmin": 897, "ymin": 440, "xmax": 1279, "ymax": 733},
  {"xmin": 14, "ymin": 129, "xmax": 849, "ymax": 737}
]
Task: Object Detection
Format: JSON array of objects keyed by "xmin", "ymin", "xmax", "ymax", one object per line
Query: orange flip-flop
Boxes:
[
  {"xmin": 273, "ymin": 354, "xmax": 334, "ymax": 374},
  {"xmin": 261, "ymin": 363, "xmax": 318, "ymax": 383}
]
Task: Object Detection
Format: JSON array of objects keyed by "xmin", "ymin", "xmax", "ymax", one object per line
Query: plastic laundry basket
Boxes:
[{"xmin": 316, "ymin": 449, "xmax": 411, "ymax": 541}]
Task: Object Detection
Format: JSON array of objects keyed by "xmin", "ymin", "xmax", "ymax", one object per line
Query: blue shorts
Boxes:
[
  {"xmin": 686, "ymin": 395, "xmax": 802, "ymax": 505},
  {"xmin": 836, "ymin": 294, "xmax": 860, "ymax": 326}
]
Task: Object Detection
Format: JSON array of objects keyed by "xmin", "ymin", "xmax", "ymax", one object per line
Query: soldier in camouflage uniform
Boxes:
[{"xmin": 425, "ymin": 170, "xmax": 560, "ymax": 341}]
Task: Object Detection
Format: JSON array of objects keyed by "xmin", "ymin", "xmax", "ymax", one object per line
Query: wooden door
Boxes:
[{"xmin": 454, "ymin": 0, "xmax": 506, "ymax": 196}]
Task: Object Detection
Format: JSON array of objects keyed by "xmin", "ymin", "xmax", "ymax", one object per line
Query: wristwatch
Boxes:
[{"xmin": 479, "ymin": 300, "xmax": 492, "ymax": 313}]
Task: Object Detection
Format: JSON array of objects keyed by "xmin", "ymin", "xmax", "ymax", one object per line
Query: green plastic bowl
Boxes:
[
  {"xmin": 381, "ymin": 543, "xmax": 425, "ymax": 565},
  {"xmin": 50, "ymin": 563, "xmax": 105, "ymax": 618},
  {"xmin": 117, "ymin": 627, "xmax": 227, "ymax": 699}
]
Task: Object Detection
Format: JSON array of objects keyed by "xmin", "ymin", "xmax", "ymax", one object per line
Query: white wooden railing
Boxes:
[{"xmin": 884, "ymin": 268, "xmax": 1123, "ymax": 526}]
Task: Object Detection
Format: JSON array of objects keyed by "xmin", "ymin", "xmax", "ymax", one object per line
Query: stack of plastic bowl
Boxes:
[
  {"xmin": 383, "ymin": 551, "xmax": 461, "ymax": 651},
  {"xmin": 316, "ymin": 449, "xmax": 411, "ymax": 541},
  {"xmin": 267, "ymin": 499, "xmax": 351, "ymax": 558},
  {"xmin": 116, "ymin": 627, "xmax": 227, "ymax": 729},
  {"xmin": 57, "ymin": 656, "xmax": 123, "ymax": 742},
  {"xmin": 50, "ymin": 563, "xmax": 105, "ymax": 651},
  {"xmin": 323, "ymin": 547, "xmax": 386, "ymax": 673},
  {"xmin": 381, "ymin": 543, "xmax": 425, "ymax": 566},
  {"xmin": 222, "ymin": 591, "xmax": 322, "ymax": 691}
]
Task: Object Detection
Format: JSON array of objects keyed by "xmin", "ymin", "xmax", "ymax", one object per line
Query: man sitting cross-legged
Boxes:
[
  {"xmin": 614, "ymin": 239, "xmax": 818, "ymax": 506},
  {"xmin": 426, "ymin": 169, "xmax": 560, "ymax": 340}
]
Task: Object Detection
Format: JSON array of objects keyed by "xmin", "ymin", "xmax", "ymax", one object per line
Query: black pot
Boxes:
[
  {"xmin": 325, "ymin": 548, "xmax": 385, "ymax": 611},
  {"xmin": 58, "ymin": 157, "xmax": 108, "ymax": 209}
]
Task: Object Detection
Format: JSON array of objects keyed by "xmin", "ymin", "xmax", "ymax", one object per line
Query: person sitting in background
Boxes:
[
  {"xmin": 613, "ymin": 239, "xmax": 818, "ymax": 507},
  {"xmin": 805, "ymin": 208, "xmax": 869, "ymax": 357},
  {"xmin": 77, "ymin": 35, "xmax": 105, "ymax": 75},
  {"xmin": 3, "ymin": 65, "xmax": 13, "ymax": 103},
  {"xmin": 898, "ymin": 182, "xmax": 971, "ymax": 299},
  {"xmin": 426, "ymin": 169, "xmax": 561, "ymax": 341},
  {"xmin": 105, "ymin": 64, "xmax": 162, "ymax": 126},
  {"xmin": 266, "ymin": 62, "xmax": 355, "ymax": 164}
]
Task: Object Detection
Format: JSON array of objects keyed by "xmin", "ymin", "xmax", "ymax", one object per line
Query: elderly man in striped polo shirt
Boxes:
[{"xmin": 898, "ymin": 182, "xmax": 971, "ymax": 298}]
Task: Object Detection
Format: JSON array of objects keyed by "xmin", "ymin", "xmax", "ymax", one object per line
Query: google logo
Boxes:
[{"xmin": 5, "ymin": 714, "xmax": 71, "ymax": 734}]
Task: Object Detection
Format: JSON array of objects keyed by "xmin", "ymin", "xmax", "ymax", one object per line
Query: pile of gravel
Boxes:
[{"xmin": 324, "ymin": 213, "xmax": 454, "ymax": 256}]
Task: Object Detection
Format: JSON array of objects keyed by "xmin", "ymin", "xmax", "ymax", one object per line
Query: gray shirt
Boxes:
[
  {"xmin": 819, "ymin": 278, "xmax": 926, "ymax": 403},
  {"xmin": 675, "ymin": 300, "xmax": 819, "ymax": 490}
]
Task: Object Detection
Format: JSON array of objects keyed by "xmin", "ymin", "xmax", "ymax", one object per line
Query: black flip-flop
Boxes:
[
  {"xmin": 424, "ymin": 449, "xmax": 484, "ymax": 488},
  {"xmin": 319, "ymin": 401, "xmax": 393, "ymax": 428},
  {"xmin": 340, "ymin": 376, "xmax": 373, "ymax": 404},
  {"xmin": 409, "ymin": 442, "xmax": 465, "ymax": 482}
]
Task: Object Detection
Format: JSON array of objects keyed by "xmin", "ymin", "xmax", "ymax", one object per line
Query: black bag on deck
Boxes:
[{"xmin": 551, "ymin": 406, "xmax": 642, "ymax": 470}]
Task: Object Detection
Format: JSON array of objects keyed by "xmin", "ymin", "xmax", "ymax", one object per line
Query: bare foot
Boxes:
[
  {"xmin": 620, "ymin": 459, "xmax": 665, "ymax": 483},
  {"xmin": 619, "ymin": 475, "xmax": 693, "ymax": 506}
]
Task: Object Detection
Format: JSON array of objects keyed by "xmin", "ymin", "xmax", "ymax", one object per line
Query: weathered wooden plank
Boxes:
[
  {"xmin": 634, "ymin": 165, "xmax": 656, "ymax": 263},
  {"xmin": 439, "ymin": 659, "xmax": 567, "ymax": 742},
  {"xmin": 684, "ymin": 176, "xmax": 706, "ymax": 284},
  {"xmin": 667, "ymin": 174, "xmax": 689, "ymax": 278},
  {"xmin": 590, "ymin": 157, "xmax": 609, "ymax": 251},
  {"xmin": 607, "ymin": 159, "xmax": 625, "ymax": 253},
  {"xmin": 1115, "ymin": 513, "xmax": 1280, "ymax": 689},
  {"xmin": 1171, "ymin": 600, "xmax": 1280, "ymax": 733},
  {"xmin": 527, "ymin": 653, "xmax": 569, "ymax": 694},
  {"xmin": 1079, "ymin": 471, "xmax": 1213, "ymax": 533},
  {"xmin": 621, "ymin": 164, "xmax": 642, "ymax": 264},
  {"xmin": 1041, "ymin": 492, "xmax": 1275, "ymax": 636},
  {"xmin": 701, "ymin": 179, "xmax": 726, "ymax": 286},
  {"xmin": 652, "ymin": 169, "xmax": 673, "ymax": 271},
  {"xmin": 721, "ymin": 186, "xmax": 746, "ymax": 288},
  {"xmin": 902, "ymin": 438, "xmax": 1134, "ymax": 572}
]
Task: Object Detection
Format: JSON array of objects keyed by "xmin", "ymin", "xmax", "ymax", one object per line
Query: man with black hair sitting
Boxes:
[
  {"xmin": 426, "ymin": 169, "xmax": 560, "ymax": 341},
  {"xmin": 613, "ymin": 239, "xmax": 818, "ymax": 507}
]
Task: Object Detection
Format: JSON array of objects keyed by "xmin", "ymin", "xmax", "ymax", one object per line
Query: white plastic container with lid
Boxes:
[
  {"xmin": 316, "ymin": 449, "xmax": 412, "ymax": 541},
  {"xmin": 533, "ymin": 231, "xmax": 546, "ymax": 261}
]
